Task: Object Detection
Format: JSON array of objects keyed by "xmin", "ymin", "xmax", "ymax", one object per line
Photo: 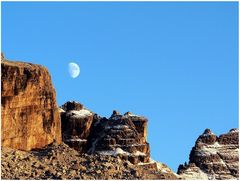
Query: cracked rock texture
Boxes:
[
  {"xmin": 86, "ymin": 110, "xmax": 150, "ymax": 164},
  {"xmin": 1, "ymin": 56, "xmax": 61, "ymax": 151},
  {"xmin": 60, "ymin": 101, "xmax": 93, "ymax": 152},
  {"xmin": 178, "ymin": 128, "xmax": 239, "ymax": 179},
  {"xmin": 60, "ymin": 101, "xmax": 150, "ymax": 164}
]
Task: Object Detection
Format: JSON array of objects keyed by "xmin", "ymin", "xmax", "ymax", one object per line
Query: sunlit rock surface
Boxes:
[{"xmin": 1, "ymin": 56, "xmax": 61, "ymax": 150}]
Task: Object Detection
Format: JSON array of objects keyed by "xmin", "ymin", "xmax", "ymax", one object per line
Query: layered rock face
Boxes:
[
  {"xmin": 60, "ymin": 101, "xmax": 150, "ymax": 164},
  {"xmin": 60, "ymin": 101, "xmax": 93, "ymax": 152},
  {"xmin": 52, "ymin": 101, "xmax": 178, "ymax": 179},
  {"xmin": 86, "ymin": 110, "xmax": 150, "ymax": 164},
  {"xmin": 178, "ymin": 129, "xmax": 239, "ymax": 179},
  {"xmin": 1, "ymin": 57, "xmax": 61, "ymax": 150}
]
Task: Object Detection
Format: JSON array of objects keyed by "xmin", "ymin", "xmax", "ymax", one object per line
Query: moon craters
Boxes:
[{"xmin": 68, "ymin": 62, "xmax": 80, "ymax": 78}]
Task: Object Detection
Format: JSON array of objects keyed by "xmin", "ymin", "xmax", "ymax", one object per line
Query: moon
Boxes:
[{"xmin": 68, "ymin": 62, "xmax": 80, "ymax": 78}]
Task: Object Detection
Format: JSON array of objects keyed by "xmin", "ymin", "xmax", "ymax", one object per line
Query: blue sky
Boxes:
[{"xmin": 2, "ymin": 2, "xmax": 238, "ymax": 171}]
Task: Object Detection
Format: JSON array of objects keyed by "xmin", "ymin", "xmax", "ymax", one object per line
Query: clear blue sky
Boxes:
[{"xmin": 2, "ymin": 2, "xmax": 238, "ymax": 171}]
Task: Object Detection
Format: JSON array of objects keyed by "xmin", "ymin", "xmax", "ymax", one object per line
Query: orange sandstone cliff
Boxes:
[{"xmin": 1, "ymin": 55, "xmax": 61, "ymax": 150}]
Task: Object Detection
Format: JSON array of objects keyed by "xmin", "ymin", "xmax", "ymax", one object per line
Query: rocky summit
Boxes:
[
  {"xmin": 1, "ymin": 56, "xmax": 239, "ymax": 180},
  {"xmin": 178, "ymin": 128, "xmax": 239, "ymax": 179}
]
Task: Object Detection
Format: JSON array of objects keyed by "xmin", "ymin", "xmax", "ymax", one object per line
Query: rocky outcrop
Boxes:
[
  {"xmin": 59, "ymin": 101, "xmax": 179, "ymax": 179},
  {"xmin": 1, "ymin": 57, "xmax": 61, "ymax": 151},
  {"xmin": 60, "ymin": 101, "xmax": 93, "ymax": 152},
  {"xmin": 86, "ymin": 110, "xmax": 150, "ymax": 164},
  {"xmin": 178, "ymin": 129, "xmax": 239, "ymax": 180},
  {"xmin": 60, "ymin": 101, "xmax": 150, "ymax": 164}
]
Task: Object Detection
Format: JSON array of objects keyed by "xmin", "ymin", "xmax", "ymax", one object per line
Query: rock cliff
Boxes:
[
  {"xmin": 1, "ymin": 56, "xmax": 61, "ymax": 150},
  {"xmin": 60, "ymin": 101, "xmax": 150, "ymax": 164},
  {"xmin": 86, "ymin": 110, "xmax": 150, "ymax": 164},
  {"xmin": 60, "ymin": 101, "xmax": 93, "ymax": 152},
  {"xmin": 178, "ymin": 128, "xmax": 239, "ymax": 179}
]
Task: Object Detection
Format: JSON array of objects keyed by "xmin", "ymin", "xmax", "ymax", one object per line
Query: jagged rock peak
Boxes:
[
  {"xmin": 229, "ymin": 128, "xmax": 239, "ymax": 133},
  {"xmin": 111, "ymin": 110, "xmax": 120, "ymax": 116},
  {"xmin": 196, "ymin": 128, "xmax": 217, "ymax": 145},
  {"xmin": 178, "ymin": 128, "xmax": 239, "ymax": 180},
  {"xmin": 203, "ymin": 128, "xmax": 214, "ymax": 135},
  {"xmin": 124, "ymin": 111, "xmax": 133, "ymax": 116},
  {"xmin": 61, "ymin": 101, "xmax": 83, "ymax": 111}
]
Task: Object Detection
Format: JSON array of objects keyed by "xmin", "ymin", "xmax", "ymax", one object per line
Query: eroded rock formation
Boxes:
[
  {"xmin": 60, "ymin": 101, "xmax": 150, "ymax": 164},
  {"xmin": 1, "ymin": 57, "xmax": 61, "ymax": 150},
  {"xmin": 178, "ymin": 128, "xmax": 239, "ymax": 179},
  {"xmin": 60, "ymin": 101, "xmax": 93, "ymax": 152},
  {"xmin": 86, "ymin": 110, "xmax": 150, "ymax": 164}
]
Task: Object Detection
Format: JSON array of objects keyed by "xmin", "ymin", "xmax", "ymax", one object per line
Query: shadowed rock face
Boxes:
[
  {"xmin": 60, "ymin": 101, "xmax": 93, "ymax": 152},
  {"xmin": 178, "ymin": 128, "xmax": 239, "ymax": 180},
  {"xmin": 86, "ymin": 111, "xmax": 150, "ymax": 164},
  {"xmin": 59, "ymin": 104, "xmax": 179, "ymax": 179},
  {"xmin": 61, "ymin": 101, "xmax": 83, "ymax": 111},
  {"xmin": 1, "ymin": 57, "xmax": 61, "ymax": 151},
  {"xmin": 60, "ymin": 102, "xmax": 150, "ymax": 164}
]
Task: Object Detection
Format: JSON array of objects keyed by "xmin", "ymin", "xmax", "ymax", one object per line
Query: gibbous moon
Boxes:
[{"xmin": 68, "ymin": 62, "xmax": 80, "ymax": 78}]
